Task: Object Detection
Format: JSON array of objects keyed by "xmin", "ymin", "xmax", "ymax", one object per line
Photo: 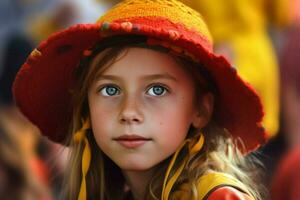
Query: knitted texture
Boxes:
[{"xmin": 98, "ymin": 0, "xmax": 212, "ymax": 43}]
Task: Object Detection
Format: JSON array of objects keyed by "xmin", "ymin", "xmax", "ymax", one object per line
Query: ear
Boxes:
[{"xmin": 192, "ymin": 93, "xmax": 214, "ymax": 129}]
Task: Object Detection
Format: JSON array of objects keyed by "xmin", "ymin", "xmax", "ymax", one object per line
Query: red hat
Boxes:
[{"xmin": 13, "ymin": 0, "xmax": 266, "ymax": 152}]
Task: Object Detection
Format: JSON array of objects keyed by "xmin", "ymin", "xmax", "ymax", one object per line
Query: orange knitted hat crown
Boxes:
[{"xmin": 13, "ymin": 0, "xmax": 266, "ymax": 152}]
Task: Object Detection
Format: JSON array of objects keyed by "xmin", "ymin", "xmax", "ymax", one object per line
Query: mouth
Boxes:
[{"xmin": 113, "ymin": 135, "xmax": 152, "ymax": 148}]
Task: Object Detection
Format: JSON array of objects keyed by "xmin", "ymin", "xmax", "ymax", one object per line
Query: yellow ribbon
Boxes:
[
  {"xmin": 74, "ymin": 119, "xmax": 91, "ymax": 200},
  {"xmin": 162, "ymin": 134, "xmax": 204, "ymax": 200}
]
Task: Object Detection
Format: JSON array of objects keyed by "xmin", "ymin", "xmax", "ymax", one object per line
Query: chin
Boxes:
[{"xmin": 116, "ymin": 160, "xmax": 156, "ymax": 171}]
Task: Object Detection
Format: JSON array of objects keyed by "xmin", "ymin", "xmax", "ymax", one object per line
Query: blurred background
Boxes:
[{"xmin": 0, "ymin": 0, "xmax": 300, "ymax": 199}]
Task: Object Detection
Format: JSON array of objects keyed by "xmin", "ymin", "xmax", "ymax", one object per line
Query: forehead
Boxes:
[{"xmin": 97, "ymin": 47, "xmax": 190, "ymax": 78}]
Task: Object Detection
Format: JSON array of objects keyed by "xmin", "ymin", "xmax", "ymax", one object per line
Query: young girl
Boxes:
[{"xmin": 13, "ymin": 0, "xmax": 267, "ymax": 199}]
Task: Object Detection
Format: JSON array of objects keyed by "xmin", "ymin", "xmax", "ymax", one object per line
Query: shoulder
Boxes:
[
  {"xmin": 197, "ymin": 172, "xmax": 255, "ymax": 200},
  {"xmin": 206, "ymin": 186, "xmax": 254, "ymax": 200},
  {"xmin": 173, "ymin": 172, "xmax": 256, "ymax": 200}
]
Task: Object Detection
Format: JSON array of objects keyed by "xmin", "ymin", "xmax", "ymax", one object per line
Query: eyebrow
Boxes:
[
  {"xmin": 96, "ymin": 73, "xmax": 178, "ymax": 82},
  {"xmin": 96, "ymin": 74, "xmax": 122, "ymax": 81}
]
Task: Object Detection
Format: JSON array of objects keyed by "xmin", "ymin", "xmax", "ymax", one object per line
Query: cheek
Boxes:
[
  {"xmin": 153, "ymin": 114, "xmax": 190, "ymax": 155},
  {"xmin": 88, "ymin": 99, "xmax": 116, "ymax": 143},
  {"xmin": 150, "ymin": 99, "xmax": 193, "ymax": 140},
  {"xmin": 156, "ymin": 113, "xmax": 191, "ymax": 134},
  {"xmin": 158, "ymin": 93, "xmax": 196, "ymax": 138},
  {"xmin": 90, "ymin": 111, "xmax": 108, "ymax": 145},
  {"xmin": 158, "ymin": 95, "xmax": 195, "ymax": 122}
]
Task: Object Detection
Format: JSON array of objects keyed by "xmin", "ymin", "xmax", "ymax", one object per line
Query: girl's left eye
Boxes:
[{"xmin": 147, "ymin": 85, "xmax": 168, "ymax": 96}]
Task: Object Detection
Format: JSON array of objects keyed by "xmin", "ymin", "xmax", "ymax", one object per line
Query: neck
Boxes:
[{"xmin": 122, "ymin": 168, "xmax": 157, "ymax": 200}]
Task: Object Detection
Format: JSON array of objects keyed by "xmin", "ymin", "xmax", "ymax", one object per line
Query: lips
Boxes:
[{"xmin": 114, "ymin": 134, "xmax": 151, "ymax": 148}]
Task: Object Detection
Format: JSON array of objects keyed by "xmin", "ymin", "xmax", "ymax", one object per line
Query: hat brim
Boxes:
[{"xmin": 13, "ymin": 18, "xmax": 266, "ymax": 152}]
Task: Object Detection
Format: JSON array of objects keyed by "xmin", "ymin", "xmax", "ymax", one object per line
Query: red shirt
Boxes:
[{"xmin": 208, "ymin": 186, "xmax": 253, "ymax": 200}]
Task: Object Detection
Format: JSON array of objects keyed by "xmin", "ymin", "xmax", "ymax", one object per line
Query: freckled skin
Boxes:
[{"xmin": 88, "ymin": 48, "xmax": 206, "ymax": 172}]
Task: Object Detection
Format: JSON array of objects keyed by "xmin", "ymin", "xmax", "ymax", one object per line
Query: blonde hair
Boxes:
[{"xmin": 62, "ymin": 35, "xmax": 266, "ymax": 200}]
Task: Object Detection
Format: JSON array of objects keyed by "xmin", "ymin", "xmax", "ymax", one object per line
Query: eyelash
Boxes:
[{"xmin": 97, "ymin": 83, "xmax": 170, "ymax": 97}]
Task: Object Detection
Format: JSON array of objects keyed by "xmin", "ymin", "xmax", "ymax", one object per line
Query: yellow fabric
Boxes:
[
  {"xmin": 172, "ymin": 172, "xmax": 255, "ymax": 200},
  {"xmin": 74, "ymin": 119, "xmax": 91, "ymax": 200},
  {"xmin": 231, "ymin": 32, "xmax": 279, "ymax": 137},
  {"xmin": 181, "ymin": 0, "xmax": 290, "ymax": 42},
  {"xmin": 196, "ymin": 172, "xmax": 255, "ymax": 200},
  {"xmin": 181, "ymin": 0, "xmax": 284, "ymax": 137},
  {"xmin": 97, "ymin": 0, "xmax": 213, "ymax": 43},
  {"xmin": 162, "ymin": 134, "xmax": 204, "ymax": 200}
]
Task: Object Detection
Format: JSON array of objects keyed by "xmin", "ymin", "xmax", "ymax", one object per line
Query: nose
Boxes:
[{"xmin": 118, "ymin": 95, "xmax": 144, "ymax": 124}]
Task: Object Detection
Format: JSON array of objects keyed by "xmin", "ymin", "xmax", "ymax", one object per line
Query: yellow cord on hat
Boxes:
[
  {"xmin": 162, "ymin": 134, "xmax": 204, "ymax": 200},
  {"xmin": 74, "ymin": 119, "xmax": 91, "ymax": 200}
]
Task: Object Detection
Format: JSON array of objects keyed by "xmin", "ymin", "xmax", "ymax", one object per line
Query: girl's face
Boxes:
[{"xmin": 88, "ymin": 48, "xmax": 210, "ymax": 171}]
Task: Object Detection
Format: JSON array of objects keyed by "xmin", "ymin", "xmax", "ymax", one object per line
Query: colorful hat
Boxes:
[{"xmin": 13, "ymin": 0, "xmax": 266, "ymax": 152}]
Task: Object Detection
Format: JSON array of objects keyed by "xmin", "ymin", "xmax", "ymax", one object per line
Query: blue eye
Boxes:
[
  {"xmin": 147, "ymin": 85, "xmax": 167, "ymax": 96},
  {"xmin": 99, "ymin": 85, "xmax": 120, "ymax": 96}
]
